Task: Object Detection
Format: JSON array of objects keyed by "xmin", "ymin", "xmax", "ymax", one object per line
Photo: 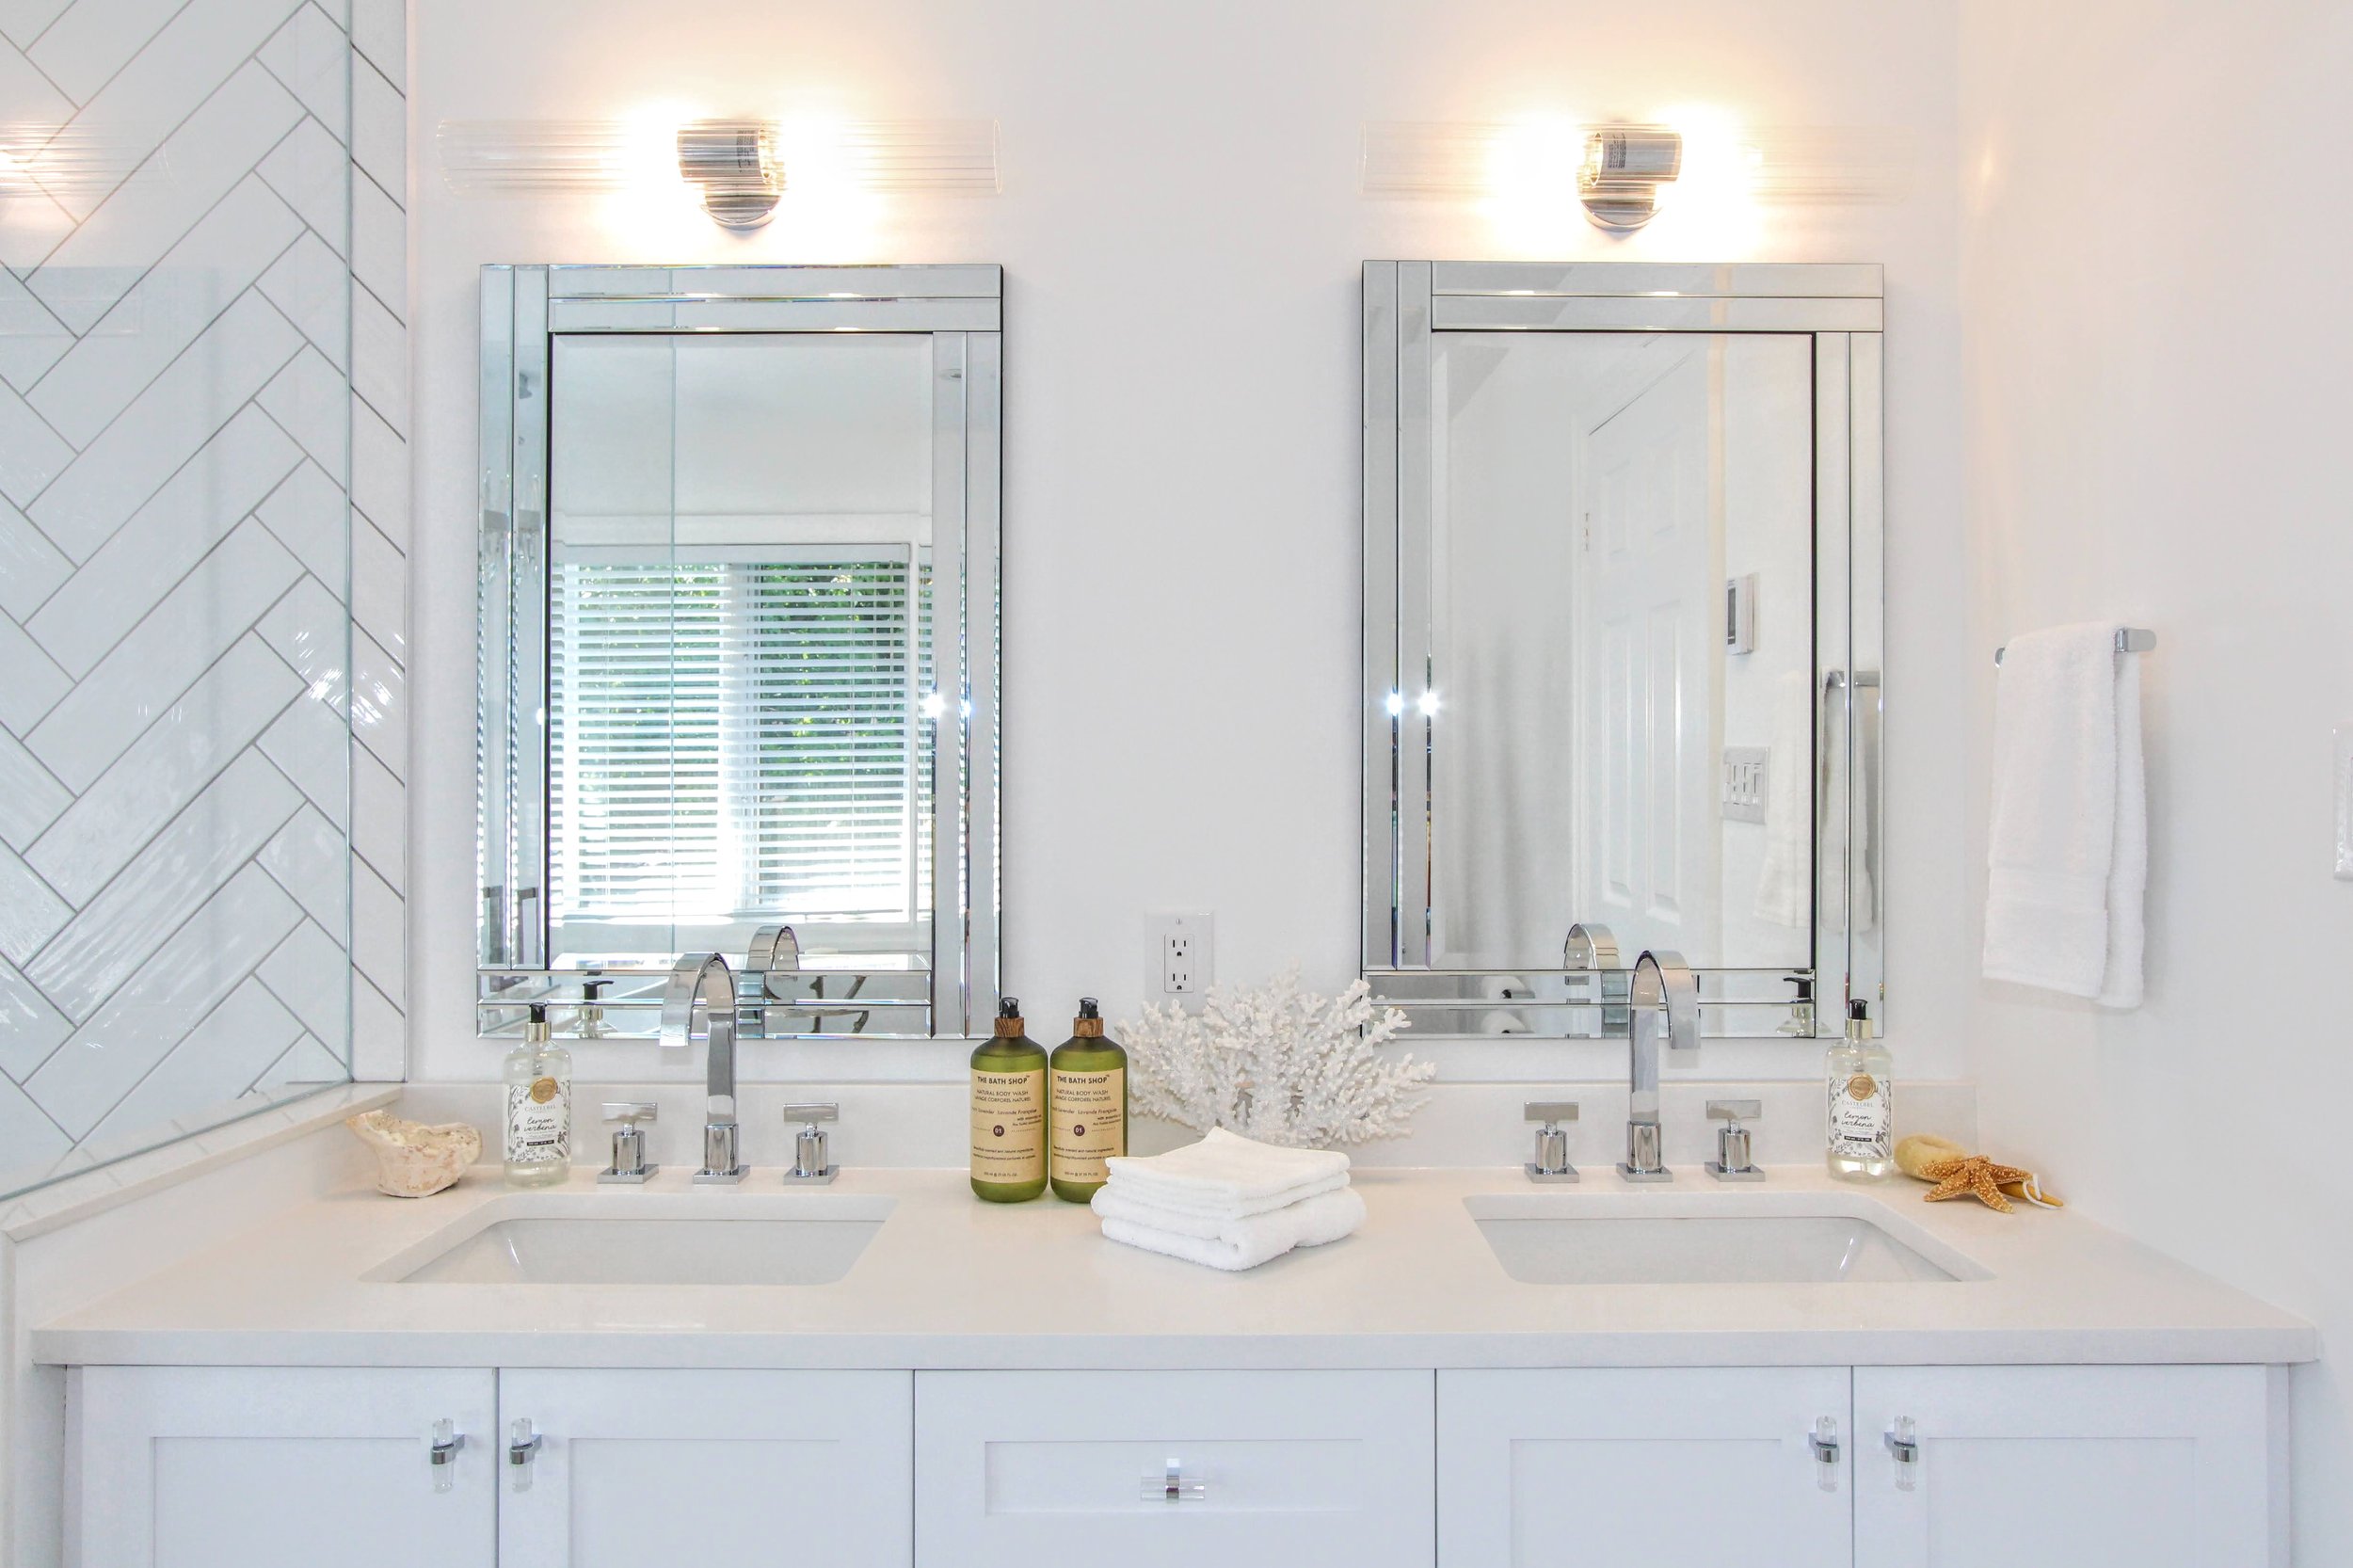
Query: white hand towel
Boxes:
[
  {"xmin": 1100, "ymin": 1128, "xmax": 1352, "ymax": 1219},
  {"xmin": 1983, "ymin": 624, "xmax": 2146, "ymax": 1006},
  {"xmin": 1753, "ymin": 668, "xmax": 1812, "ymax": 927},
  {"xmin": 1093, "ymin": 1184, "xmax": 1367, "ymax": 1272}
]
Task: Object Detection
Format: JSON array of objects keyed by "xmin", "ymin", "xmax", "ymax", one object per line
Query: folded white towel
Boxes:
[
  {"xmin": 1983, "ymin": 624, "xmax": 2146, "ymax": 1006},
  {"xmin": 1100, "ymin": 1128, "xmax": 1352, "ymax": 1219},
  {"xmin": 1094, "ymin": 1184, "xmax": 1367, "ymax": 1272}
]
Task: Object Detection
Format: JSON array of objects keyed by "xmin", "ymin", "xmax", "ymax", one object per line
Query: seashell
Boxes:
[{"xmin": 345, "ymin": 1110, "xmax": 482, "ymax": 1198}]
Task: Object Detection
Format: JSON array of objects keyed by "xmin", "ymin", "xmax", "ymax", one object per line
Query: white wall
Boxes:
[
  {"xmin": 1957, "ymin": 1, "xmax": 2353, "ymax": 1557},
  {"xmin": 409, "ymin": 0, "xmax": 1971, "ymax": 1084}
]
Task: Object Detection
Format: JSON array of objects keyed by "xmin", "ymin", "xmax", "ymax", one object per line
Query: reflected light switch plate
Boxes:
[{"xmin": 2337, "ymin": 727, "xmax": 2353, "ymax": 880}]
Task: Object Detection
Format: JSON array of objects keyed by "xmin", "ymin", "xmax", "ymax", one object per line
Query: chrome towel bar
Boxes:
[{"xmin": 1994, "ymin": 627, "xmax": 2155, "ymax": 665}]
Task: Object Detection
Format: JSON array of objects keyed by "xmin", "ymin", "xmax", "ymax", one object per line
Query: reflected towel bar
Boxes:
[{"xmin": 1993, "ymin": 627, "xmax": 2155, "ymax": 666}]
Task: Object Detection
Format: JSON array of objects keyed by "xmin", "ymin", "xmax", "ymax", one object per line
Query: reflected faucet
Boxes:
[
  {"xmin": 1563, "ymin": 922, "xmax": 1628, "ymax": 1039},
  {"xmin": 662, "ymin": 952, "xmax": 747, "ymax": 1184},
  {"xmin": 741, "ymin": 924, "xmax": 800, "ymax": 1040},
  {"xmin": 1619, "ymin": 950, "xmax": 1699, "ymax": 1183}
]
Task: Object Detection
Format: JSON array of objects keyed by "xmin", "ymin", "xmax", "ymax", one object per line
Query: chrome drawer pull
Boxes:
[
  {"xmin": 427, "ymin": 1420, "xmax": 465, "ymax": 1494},
  {"xmin": 1884, "ymin": 1416, "xmax": 1920, "ymax": 1491},
  {"xmin": 1809, "ymin": 1416, "xmax": 1841, "ymax": 1492},
  {"xmin": 1141, "ymin": 1459, "xmax": 1207, "ymax": 1503},
  {"xmin": 508, "ymin": 1418, "xmax": 542, "ymax": 1493}
]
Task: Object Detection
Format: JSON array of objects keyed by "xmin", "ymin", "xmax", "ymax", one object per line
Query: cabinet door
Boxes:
[
  {"xmin": 915, "ymin": 1368, "xmax": 1434, "ymax": 1568},
  {"xmin": 1852, "ymin": 1365, "xmax": 2282, "ymax": 1568},
  {"xmin": 73, "ymin": 1366, "xmax": 498, "ymax": 1568},
  {"xmin": 497, "ymin": 1368, "xmax": 912, "ymax": 1568},
  {"xmin": 1437, "ymin": 1367, "xmax": 1852, "ymax": 1567}
]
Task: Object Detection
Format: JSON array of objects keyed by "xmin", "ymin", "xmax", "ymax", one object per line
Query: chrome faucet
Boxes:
[
  {"xmin": 1618, "ymin": 950, "xmax": 1699, "ymax": 1182},
  {"xmin": 662, "ymin": 952, "xmax": 747, "ymax": 1184}
]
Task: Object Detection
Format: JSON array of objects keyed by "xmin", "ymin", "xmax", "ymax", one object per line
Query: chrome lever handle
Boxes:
[{"xmin": 1140, "ymin": 1459, "xmax": 1207, "ymax": 1503}]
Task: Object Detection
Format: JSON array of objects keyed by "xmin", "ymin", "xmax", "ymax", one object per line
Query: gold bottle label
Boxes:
[
  {"xmin": 970, "ymin": 1067, "xmax": 1046, "ymax": 1184},
  {"xmin": 1050, "ymin": 1065, "xmax": 1126, "ymax": 1184}
]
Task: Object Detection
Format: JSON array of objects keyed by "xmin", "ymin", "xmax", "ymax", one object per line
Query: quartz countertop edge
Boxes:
[{"xmin": 31, "ymin": 1166, "xmax": 2317, "ymax": 1370}]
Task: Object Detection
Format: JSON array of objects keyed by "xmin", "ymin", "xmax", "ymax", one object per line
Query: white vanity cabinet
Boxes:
[
  {"xmin": 67, "ymin": 1361, "xmax": 2285, "ymax": 1568},
  {"xmin": 497, "ymin": 1368, "xmax": 913, "ymax": 1567},
  {"xmin": 70, "ymin": 1367, "xmax": 911, "ymax": 1568},
  {"xmin": 1437, "ymin": 1367, "xmax": 1855, "ymax": 1565},
  {"xmin": 1851, "ymin": 1365, "xmax": 2282, "ymax": 1568},
  {"xmin": 72, "ymin": 1366, "xmax": 500, "ymax": 1568},
  {"xmin": 1436, "ymin": 1364, "xmax": 2285, "ymax": 1568}
]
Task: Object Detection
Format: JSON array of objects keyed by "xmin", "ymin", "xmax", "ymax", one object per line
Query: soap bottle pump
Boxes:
[
  {"xmin": 969, "ymin": 997, "xmax": 1048, "ymax": 1202},
  {"xmin": 503, "ymin": 1003, "xmax": 572, "ymax": 1187},
  {"xmin": 1826, "ymin": 1000, "xmax": 1894, "ymax": 1181},
  {"xmin": 1048, "ymin": 998, "xmax": 1128, "ymax": 1203}
]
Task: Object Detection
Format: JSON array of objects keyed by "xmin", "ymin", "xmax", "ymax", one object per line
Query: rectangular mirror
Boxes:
[
  {"xmin": 1362, "ymin": 263, "xmax": 1881, "ymax": 1038},
  {"xmin": 479, "ymin": 265, "xmax": 1001, "ymax": 1039}
]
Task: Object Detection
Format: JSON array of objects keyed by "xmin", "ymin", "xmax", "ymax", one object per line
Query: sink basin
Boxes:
[
  {"xmin": 1466, "ymin": 1192, "xmax": 1985, "ymax": 1285},
  {"xmin": 372, "ymin": 1192, "xmax": 893, "ymax": 1286}
]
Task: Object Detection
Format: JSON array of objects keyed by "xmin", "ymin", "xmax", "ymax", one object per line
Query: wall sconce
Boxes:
[
  {"xmin": 677, "ymin": 120, "xmax": 785, "ymax": 228},
  {"xmin": 437, "ymin": 118, "xmax": 1001, "ymax": 218},
  {"xmin": 1577, "ymin": 125, "xmax": 1681, "ymax": 231},
  {"xmin": 1359, "ymin": 118, "xmax": 1911, "ymax": 227}
]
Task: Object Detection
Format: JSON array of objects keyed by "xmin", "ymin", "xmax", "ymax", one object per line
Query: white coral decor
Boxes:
[{"xmin": 1121, "ymin": 968, "xmax": 1433, "ymax": 1148}]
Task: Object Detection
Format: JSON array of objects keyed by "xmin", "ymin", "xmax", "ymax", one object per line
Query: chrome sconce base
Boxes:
[
  {"xmin": 1578, "ymin": 124, "xmax": 1683, "ymax": 232},
  {"xmin": 678, "ymin": 120, "xmax": 783, "ymax": 230}
]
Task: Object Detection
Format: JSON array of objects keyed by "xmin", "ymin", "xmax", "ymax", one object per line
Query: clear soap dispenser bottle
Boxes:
[
  {"xmin": 504, "ymin": 1003, "xmax": 572, "ymax": 1187},
  {"xmin": 1826, "ymin": 1000, "xmax": 1894, "ymax": 1181}
]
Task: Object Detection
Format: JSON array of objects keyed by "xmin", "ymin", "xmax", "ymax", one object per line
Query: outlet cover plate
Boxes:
[{"xmin": 1156, "ymin": 912, "xmax": 1213, "ymax": 994}]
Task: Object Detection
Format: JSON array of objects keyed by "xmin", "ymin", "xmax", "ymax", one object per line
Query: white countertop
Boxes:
[{"xmin": 31, "ymin": 1163, "xmax": 2314, "ymax": 1369}]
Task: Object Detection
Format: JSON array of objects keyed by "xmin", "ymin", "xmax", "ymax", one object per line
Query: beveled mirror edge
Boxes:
[
  {"xmin": 1359, "ymin": 260, "xmax": 1885, "ymax": 1040},
  {"xmin": 473, "ymin": 263, "xmax": 1004, "ymax": 1042}
]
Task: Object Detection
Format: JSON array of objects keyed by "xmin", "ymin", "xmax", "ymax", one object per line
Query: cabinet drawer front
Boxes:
[
  {"xmin": 916, "ymin": 1369, "xmax": 1433, "ymax": 1568},
  {"xmin": 1438, "ymin": 1367, "xmax": 1854, "ymax": 1568}
]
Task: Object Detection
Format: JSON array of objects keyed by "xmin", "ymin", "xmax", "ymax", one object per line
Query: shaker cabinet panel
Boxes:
[
  {"xmin": 914, "ymin": 1368, "xmax": 1434, "ymax": 1568},
  {"xmin": 1851, "ymin": 1365, "xmax": 2282, "ymax": 1568},
  {"xmin": 72, "ymin": 1365, "xmax": 499, "ymax": 1568},
  {"xmin": 496, "ymin": 1368, "xmax": 913, "ymax": 1568},
  {"xmin": 1437, "ymin": 1367, "xmax": 1853, "ymax": 1567}
]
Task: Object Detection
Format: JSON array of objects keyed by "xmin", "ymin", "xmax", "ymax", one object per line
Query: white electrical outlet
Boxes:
[{"xmin": 1157, "ymin": 912, "xmax": 1213, "ymax": 994}]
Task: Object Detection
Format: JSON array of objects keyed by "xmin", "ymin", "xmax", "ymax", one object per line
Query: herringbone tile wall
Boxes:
[{"xmin": 0, "ymin": 0, "xmax": 406, "ymax": 1191}]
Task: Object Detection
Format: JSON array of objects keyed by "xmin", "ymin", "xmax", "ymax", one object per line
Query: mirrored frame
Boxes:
[
  {"xmin": 477, "ymin": 264, "xmax": 1002, "ymax": 1040},
  {"xmin": 1361, "ymin": 262, "xmax": 1882, "ymax": 1039}
]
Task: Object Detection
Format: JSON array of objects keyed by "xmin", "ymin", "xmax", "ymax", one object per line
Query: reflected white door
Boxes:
[{"xmin": 1577, "ymin": 344, "xmax": 1721, "ymax": 958}]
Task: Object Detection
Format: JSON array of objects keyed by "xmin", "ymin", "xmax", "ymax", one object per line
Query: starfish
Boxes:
[{"xmin": 1918, "ymin": 1154, "xmax": 2035, "ymax": 1212}]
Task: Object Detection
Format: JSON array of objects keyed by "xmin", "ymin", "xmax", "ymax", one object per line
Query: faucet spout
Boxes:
[
  {"xmin": 1619, "ymin": 950, "xmax": 1699, "ymax": 1181},
  {"xmin": 662, "ymin": 952, "xmax": 745, "ymax": 1182}
]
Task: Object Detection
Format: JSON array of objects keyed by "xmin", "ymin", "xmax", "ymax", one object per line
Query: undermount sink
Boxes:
[
  {"xmin": 1466, "ymin": 1192, "xmax": 1986, "ymax": 1286},
  {"xmin": 371, "ymin": 1192, "xmax": 894, "ymax": 1287}
]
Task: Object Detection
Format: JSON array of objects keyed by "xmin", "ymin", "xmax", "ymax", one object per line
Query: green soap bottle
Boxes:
[
  {"xmin": 1049, "ymin": 998, "xmax": 1128, "ymax": 1203},
  {"xmin": 970, "ymin": 996, "xmax": 1048, "ymax": 1202}
]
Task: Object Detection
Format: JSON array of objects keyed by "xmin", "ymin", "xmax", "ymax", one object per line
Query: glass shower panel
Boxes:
[{"xmin": 0, "ymin": 18, "xmax": 366, "ymax": 1197}]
